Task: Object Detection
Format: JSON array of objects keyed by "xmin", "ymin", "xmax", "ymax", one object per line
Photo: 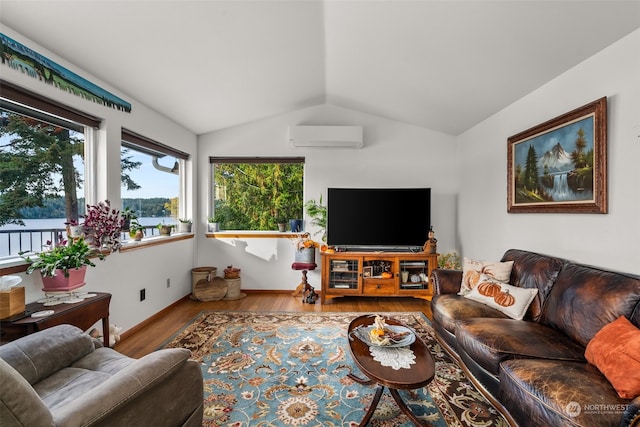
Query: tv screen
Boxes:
[{"xmin": 326, "ymin": 188, "xmax": 431, "ymax": 250}]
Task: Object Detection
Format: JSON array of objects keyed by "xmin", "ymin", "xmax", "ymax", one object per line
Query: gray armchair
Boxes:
[{"xmin": 0, "ymin": 324, "xmax": 203, "ymax": 426}]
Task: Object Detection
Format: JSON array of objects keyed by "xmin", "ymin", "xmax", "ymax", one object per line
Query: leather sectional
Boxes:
[{"xmin": 430, "ymin": 249, "xmax": 640, "ymax": 427}]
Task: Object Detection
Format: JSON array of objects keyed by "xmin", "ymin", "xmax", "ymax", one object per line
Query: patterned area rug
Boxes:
[{"xmin": 161, "ymin": 311, "xmax": 508, "ymax": 427}]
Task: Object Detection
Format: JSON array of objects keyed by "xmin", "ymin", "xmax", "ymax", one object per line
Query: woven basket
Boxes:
[{"xmin": 193, "ymin": 276, "xmax": 227, "ymax": 301}]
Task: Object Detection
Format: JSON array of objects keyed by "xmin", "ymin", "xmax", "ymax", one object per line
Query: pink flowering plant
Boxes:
[{"xmin": 83, "ymin": 200, "xmax": 124, "ymax": 251}]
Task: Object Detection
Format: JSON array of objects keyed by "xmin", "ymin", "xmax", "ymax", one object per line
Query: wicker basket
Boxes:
[{"xmin": 193, "ymin": 276, "xmax": 227, "ymax": 301}]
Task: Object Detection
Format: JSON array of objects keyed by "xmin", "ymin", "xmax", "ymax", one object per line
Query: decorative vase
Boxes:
[
  {"xmin": 289, "ymin": 219, "xmax": 303, "ymax": 232},
  {"xmin": 41, "ymin": 266, "xmax": 87, "ymax": 292}
]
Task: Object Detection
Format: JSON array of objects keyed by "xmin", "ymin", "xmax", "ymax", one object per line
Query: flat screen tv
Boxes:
[{"xmin": 326, "ymin": 187, "xmax": 431, "ymax": 251}]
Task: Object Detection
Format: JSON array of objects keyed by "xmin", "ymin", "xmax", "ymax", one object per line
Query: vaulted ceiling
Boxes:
[{"xmin": 1, "ymin": 1, "xmax": 639, "ymax": 136}]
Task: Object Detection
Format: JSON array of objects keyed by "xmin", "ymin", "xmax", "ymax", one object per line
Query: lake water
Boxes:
[{"xmin": 0, "ymin": 217, "xmax": 174, "ymax": 257}]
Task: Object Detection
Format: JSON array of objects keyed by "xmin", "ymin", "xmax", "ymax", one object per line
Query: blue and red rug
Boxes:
[{"xmin": 161, "ymin": 311, "xmax": 508, "ymax": 426}]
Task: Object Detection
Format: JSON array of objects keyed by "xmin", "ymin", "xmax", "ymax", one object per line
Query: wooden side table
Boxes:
[{"xmin": 0, "ymin": 292, "xmax": 111, "ymax": 347}]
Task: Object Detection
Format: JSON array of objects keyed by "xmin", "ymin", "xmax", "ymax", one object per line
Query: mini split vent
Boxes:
[{"xmin": 288, "ymin": 125, "xmax": 363, "ymax": 148}]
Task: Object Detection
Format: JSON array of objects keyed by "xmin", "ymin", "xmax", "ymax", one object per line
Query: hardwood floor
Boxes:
[{"xmin": 114, "ymin": 291, "xmax": 433, "ymax": 358}]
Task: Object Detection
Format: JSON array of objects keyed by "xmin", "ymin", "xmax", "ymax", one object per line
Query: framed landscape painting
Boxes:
[{"xmin": 507, "ymin": 97, "xmax": 607, "ymax": 213}]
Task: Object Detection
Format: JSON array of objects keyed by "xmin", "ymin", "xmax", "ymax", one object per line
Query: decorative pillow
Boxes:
[
  {"xmin": 463, "ymin": 274, "xmax": 537, "ymax": 320},
  {"xmin": 459, "ymin": 257, "xmax": 514, "ymax": 296},
  {"xmin": 585, "ymin": 316, "xmax": 640, "ymax": 399}
]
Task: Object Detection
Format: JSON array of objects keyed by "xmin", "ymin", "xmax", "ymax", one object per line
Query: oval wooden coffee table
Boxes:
[{"xmin": 347, "ymin": 315, "xmax": 435, "ymax": 427}]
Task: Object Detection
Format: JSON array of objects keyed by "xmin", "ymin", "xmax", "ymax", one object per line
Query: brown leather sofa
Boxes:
[
  {"xmin": 430, "ymin": 249, "xmax": 640, "ymax": 427},
  {"xmin": 0, "ymin": 324, "xmax": 203, "ymax": 426}
]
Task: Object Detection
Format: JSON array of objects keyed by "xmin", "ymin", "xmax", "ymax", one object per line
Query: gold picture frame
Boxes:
[{"xmin": 507, "ymin": 97, "xmax": 607, "ymax": 213}]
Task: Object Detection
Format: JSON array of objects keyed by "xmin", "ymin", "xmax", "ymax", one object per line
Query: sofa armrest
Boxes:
[
  {"xmin": 52, "ymin": 348, "xmax": 197, "ymax": 427},
  {"xmin": 620, "ymin": 395, "xmax": 640, "ymax": 427},
  {"xmin": 431, "ymin": 269, "xmax": 463, "ymax": 295},
  {"xmin": 0, "ymin": 358, "xmax": 54, "ymax": 427}
]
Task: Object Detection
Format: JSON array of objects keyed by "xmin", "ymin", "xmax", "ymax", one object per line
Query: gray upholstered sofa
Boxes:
[
  {"xmin": 430, "ymin": 249, "xmax": 640, "ymax": 427},
  {"xmin": 0, "ymin": 324, "xmax": 203, "ymax": 426}
]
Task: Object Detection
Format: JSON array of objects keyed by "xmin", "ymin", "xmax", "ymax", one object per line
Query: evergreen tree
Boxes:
[{"xmin": 523, "ymin": 144, "xmax": 539, "ymax": 192}]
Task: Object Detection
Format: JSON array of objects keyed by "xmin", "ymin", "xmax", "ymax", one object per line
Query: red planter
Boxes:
[{"xmin": 41, "ymin": 266, "xmax": 87, "ymax": 292}]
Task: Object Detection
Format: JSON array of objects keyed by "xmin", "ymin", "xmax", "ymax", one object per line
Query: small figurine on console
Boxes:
[{"xmin": 423, "ymin": 226, "xmax": 437, "ymax": 254}]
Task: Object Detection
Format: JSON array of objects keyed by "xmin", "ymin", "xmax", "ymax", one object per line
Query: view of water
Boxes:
[{"xmin": 0, "ymin": 217, "xmax": 174, "ymax": 257}]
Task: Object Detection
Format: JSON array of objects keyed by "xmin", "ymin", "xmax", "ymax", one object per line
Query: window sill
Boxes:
[
  {"xmin": 0, "ymin": 233, "xmax": 195, "ymax": 274},
  {"xmin": 119, "ymin": 232, "xmax": 194, "ymax": 252},
  {"xmin": 206, "ymin": 231, "xmax": 303, "ymax": 239}
]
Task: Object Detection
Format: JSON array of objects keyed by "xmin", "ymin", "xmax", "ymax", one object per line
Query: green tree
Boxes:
[
  {"xmin": 571, "ymin": 128, "xmax": 588, "ymax": 169},
  {"xmin": 0, "ymin": 111, "xmax": 141, "ymax": 226},
  {"xmin": 523, "ymin": 144, "xmax": 539, "ymax": 191},
  {"xmin": 214, "ymin": 162, "xmax": 303, "ymax": 230}
]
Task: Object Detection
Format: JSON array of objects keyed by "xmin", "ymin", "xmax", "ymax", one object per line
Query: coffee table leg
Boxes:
[
  {"xmin": 389, "ymin": 388, "xmax": 431, "ymax": 427},
  {"xmin": 360, "ymin": 385, "xmax": 384, "ymax": 427},
  {"xmin": 348, "ymin": 373, "xmax": 375, "ymax": 385}
]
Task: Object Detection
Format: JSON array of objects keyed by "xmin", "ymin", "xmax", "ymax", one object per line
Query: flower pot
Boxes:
[
  {"xmin": 159, "ymin": 225, "xmax": 172, "ymax": 236},
  {"xmin": 67, "ymin": 225, "xmax": 85, "ymax": 239},
  {"xmin": 41, "ymin": 266, "xmax": 87, "ymax": 292},
  {"xmin": 277, "ymin": 223, "xmax": 287, "ymax": 232},
  {"xmin": 130, "ymin": 230, "xmax": 144, "ymax": 241},
  {"xmin": 208, "ymin": 222, "xmax": 219, "ymax": 232},
  {"xmin": 295, "ymin": 247, "xmax": 315, "ymax": 263},
  {"xmin": 178, "ymin": 222, "xmax": 192, "ymax": 233}
]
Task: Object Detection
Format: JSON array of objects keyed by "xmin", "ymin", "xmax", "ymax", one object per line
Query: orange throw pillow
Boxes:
[{"xmin": 585, "ymin": 316, "xmax": 640, "ymax": 399}]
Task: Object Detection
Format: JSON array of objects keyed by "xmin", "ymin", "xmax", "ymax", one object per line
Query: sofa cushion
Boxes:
[
  {"xmin": 500, "ymin": 359, "xmax": 629, "ymax": 427},
  {"xmin": 500, "ymin": 249, "xmax": 565, "ymax": 321},
  {"xmin": 540, "ymin": 263, "xmax": 640, "ymax": 347},
  {"xmin": 431, "ymin": 294, "xmax": 509, "ymax": 336},
  {"xmin": 455, "ymin": 318, "xmax": 586, "ymax": 376},
  {"xmin": 0, "ymin": 324, "xmax": 95, "ymax": 385},
  {"xmin": 585, "ymin": 316, "xmax": 640, "ymax": 399},
  {"xmin": 463, "ymin": 275, "xmax": 538, "ymax": 320},
  {"xmin": 459, "ymin": 257, "xmax": 514, "ymax": 295}
]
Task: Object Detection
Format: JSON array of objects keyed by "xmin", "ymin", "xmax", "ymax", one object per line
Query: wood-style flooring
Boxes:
[{"xmin": 114, "ymin": 292, "xmax": 433, "ymax": 359}]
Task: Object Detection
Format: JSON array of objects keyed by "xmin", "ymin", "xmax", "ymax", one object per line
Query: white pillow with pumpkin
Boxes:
[
  {"xmin": 459, "ymin": 257, "xmax": 514, "ymax": 296},
  {"xmin": 463, "ymin": 274, "xmax": 538, "ymax": 320}
]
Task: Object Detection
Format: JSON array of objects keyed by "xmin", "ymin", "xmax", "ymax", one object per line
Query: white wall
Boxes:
[
  {"xmin": 196, "ymin": 103, "xmax": 458, "ymax": 290},
  {"xmin": 1, "ymin": 26, "xmax": 199, "ymax": 331},
  {"xmin": 457, "ymin": 29, "xmax": 640, "ymax": 274}
]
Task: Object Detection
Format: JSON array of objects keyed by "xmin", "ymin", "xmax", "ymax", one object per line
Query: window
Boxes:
[
  {"xmin": 210, "ymin": 157, "xmax": 304, "ymax": 231},
  {"xmin": 0, "ymin": 80, "xmax": 98, "ymax": 258},
  {"xmin": 121, "ymin": 129, "xmax": 189, "ymax": 239}
]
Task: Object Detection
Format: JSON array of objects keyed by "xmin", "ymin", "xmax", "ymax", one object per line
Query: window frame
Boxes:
[{"xmin": 209, "ymin": 156, "xmax": 305, "ymax": 232}]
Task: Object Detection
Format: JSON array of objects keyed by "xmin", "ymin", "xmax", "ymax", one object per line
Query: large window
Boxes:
[
  {"xmin": 210, "ymin": 157, "xmax": 304, "ymax": 231},
  {"xmin": 121, "ymin": 129, "xmax": 189, "ymax": 239},
  {"xmin": 0, "ymin": 81, "xmax": 98, "ymax": 257}
]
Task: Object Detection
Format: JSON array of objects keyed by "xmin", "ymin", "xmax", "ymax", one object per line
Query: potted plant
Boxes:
[
  {"xmin": 21, "ymin": 239, "xmax": 105, "ymax": 292},
  {"xmin": 208, "ymin": 213, "xmax": 224, "ymax": 232},
  {"xmin": 304, "ymin": 195, "xmax": 327, "ymax": 242},
  {"xmin": 128, "ymin": 220, "xmax": 145, "ymax": 241},
  {"xmin": 84, "ymin": 200, "xmax": 124, "ymax": 251},
  {"xmin": 178, "ymin": 218, "xmax": 192, "ymax": 233},
  {"xmin": 121, "ymin": 207, "xmax": 138, "ymax": 231},
  {"xmin": 157, "ymin": 222, "xmax": 174, "ymax": 236},
  {"xmin": 274, "ymin": 215, "xmax": 288, "ymax": 232}
]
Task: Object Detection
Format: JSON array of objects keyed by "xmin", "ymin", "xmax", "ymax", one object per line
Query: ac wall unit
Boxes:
[{"xmin": 288, "ymin": 125, "xmax": 363, "ymax": 148}]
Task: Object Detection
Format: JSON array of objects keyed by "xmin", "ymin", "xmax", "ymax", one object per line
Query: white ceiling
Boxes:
[{"xmin": 1, "ymin": 1, "xmax": 639, "ymax": 136}]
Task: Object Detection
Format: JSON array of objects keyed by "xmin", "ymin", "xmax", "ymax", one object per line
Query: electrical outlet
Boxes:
[
  {"xmin": 140, "ymin": 288, "xmax": 146, "ymax": 301},
  {"xmin": 166, "ymin": 278, "xmax": 171, "ymax": 288}
]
